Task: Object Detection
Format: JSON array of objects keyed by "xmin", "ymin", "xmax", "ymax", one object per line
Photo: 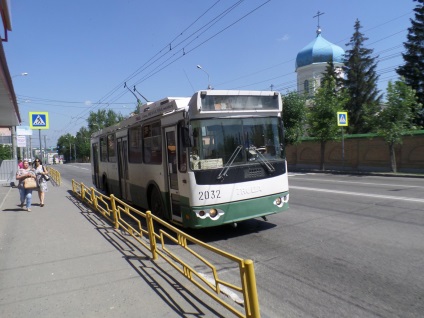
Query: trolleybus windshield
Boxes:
[{"xmin": 190, "ymin": 117, "xmax": 283, "ymax": 171}]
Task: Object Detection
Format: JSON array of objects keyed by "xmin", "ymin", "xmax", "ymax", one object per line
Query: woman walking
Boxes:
[
  {"xmin": 16, "ymin": 159, "xmax": 36, "ymax": 212},
  {"xmin": 33, "ymin": 159, "xmax": 49, "ymax": 207}
]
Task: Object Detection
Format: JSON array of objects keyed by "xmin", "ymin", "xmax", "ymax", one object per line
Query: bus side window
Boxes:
[
  {"xmin": 107, "ymin": 134, "xmax": 116, "ymax": 163},
  {"xmin": 100, "ymin": 137, "xmax": 107, "ymax": 162},
  {"xmin": 177, "ymin": 122, "xmax": 188, "ymax": 172}
]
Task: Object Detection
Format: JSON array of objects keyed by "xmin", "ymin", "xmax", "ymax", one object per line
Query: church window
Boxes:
[{"xmin": 304, "ymin": 80, "xmax": 309, "ymax": 94}]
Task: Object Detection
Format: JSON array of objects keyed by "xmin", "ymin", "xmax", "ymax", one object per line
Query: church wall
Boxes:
[
  {"xmin": 296, "ymin": 63, "xmax": 344, "ymax": 95},
  {"xmin": 285, "ymin": 132, "xmax": 424, "ymax": 173}
]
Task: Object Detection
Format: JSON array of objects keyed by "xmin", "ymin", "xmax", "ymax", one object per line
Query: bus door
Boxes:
[
  {"xmin": 165, "ymin": 127, "xmax": 182, "ymax": 223},
  {"xmin": 92, "ymin": 142, "xmax": 100, "ymax": 187},
  {"xmin": 117, "ymin": 137, "xmax": 130, "ymax": 201}
]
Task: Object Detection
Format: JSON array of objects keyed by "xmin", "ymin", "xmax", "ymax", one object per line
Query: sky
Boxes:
[{"xmin": 5, "ymin": 0, "xmax": 417, "ymax": 148}]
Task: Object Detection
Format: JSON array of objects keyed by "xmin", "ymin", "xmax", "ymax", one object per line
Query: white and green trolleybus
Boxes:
[{"xmin": 91, "ymin": 90, "xmax": 289, "ymax": 228}]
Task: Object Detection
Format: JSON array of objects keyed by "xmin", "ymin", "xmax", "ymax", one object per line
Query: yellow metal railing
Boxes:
[
  {"xmin": 46, "ymin": 166, "xmax": 61, "ymax": 186},
  {"xmin": 71, "ymin": 179, "xmax": 260, "ymax": 318}
]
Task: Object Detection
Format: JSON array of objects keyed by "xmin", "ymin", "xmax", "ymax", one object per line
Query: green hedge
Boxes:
[{"xmin": 0, "ymin": 144, "xmax": 12, "ymax": 160}]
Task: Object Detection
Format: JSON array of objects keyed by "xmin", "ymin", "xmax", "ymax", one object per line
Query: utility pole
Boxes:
[
  {"xmin": 44, "ymin": 135, "xmax": 47, "ymax": 165},
  {"xmin": 29, "ymin": 136, "xmax": 32, "ymax": 160}
]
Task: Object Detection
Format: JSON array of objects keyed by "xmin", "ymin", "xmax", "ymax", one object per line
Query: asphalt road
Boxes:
[{"xmin": 55, "ymin": 164, "xmax": 424, "ymax": 318}]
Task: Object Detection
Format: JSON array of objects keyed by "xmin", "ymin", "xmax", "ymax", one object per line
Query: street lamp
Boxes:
[{"xmin": 196, "ymin": 65, "xmax": 212, "ymax": 90}]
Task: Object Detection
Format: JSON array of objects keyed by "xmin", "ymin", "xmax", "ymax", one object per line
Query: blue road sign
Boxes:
[
  {"xmin": 337, "ymin": 112, "xmax": 348, "ymax": 127},
  {"xmin": 29, "ymin": 112, "xmax": 49, "ymax": 129}
]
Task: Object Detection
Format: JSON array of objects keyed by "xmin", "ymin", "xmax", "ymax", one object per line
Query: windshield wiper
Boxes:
[
  {"xmin": 217, "ymin": 145, "xmax": 243, "ymax": 180},
  {"xmin": 249, "ymin": 147, "xmax": 275, "ymax": 173}
]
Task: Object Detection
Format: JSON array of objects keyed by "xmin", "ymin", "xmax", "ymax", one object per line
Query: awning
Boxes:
[{"xmin": 0, "ymin": 39, "xmax": 20, "ymax": 127}]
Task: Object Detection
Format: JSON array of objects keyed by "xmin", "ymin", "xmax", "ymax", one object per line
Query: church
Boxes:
[{"xmin": 295, "ymin": 16, "xmax": 345, "ymax": 96}]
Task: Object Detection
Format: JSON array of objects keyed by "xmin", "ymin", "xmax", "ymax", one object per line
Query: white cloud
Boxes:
[{"xmin": 278, "ymin": 34, "xmax": 290, "ymax": 42}]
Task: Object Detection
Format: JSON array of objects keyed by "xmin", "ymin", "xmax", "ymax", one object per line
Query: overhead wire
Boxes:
[
  {"xmin": 49, "ymin": 5, "xmax": 413, "ymax": 137},
  {"xmin": 58, "ymin": 0, "xmax": 253, "ymax": 134}
]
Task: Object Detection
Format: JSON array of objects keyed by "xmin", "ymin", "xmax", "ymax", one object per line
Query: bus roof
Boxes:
[
  {"xmin": 91, "ymin": 96, "xmax": 190, "ymax": 138},
  {"xmin": 91, "ymin": 90, "xmax": 282, "ymax": 138}
]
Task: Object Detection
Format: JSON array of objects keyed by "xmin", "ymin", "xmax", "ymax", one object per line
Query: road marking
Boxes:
[
  {"xmin": 290, "ymin": 186, "xmax": 424, "ymax": 203},
  {"xmin": 68, "ymin": 165, "xmax": 90, "ymax": 171},
  {"xmin": 289, "ymin": 177, "xmax": 424, "ymax": 189}
]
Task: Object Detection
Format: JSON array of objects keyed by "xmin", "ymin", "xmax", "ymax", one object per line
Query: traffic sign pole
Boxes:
[
  {"xmin": 39, "ymin": 129, "xmax": 43, "ymax": 164},
  {"xmin": 341, "ymin": 127, "xmax": 345, "ymax": 170},
  {"xmin": 337, "ymin": 112, "xmax": 348, "ymax": 170}
]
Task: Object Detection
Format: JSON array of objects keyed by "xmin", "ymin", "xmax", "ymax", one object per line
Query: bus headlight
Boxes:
[
  {"xmin": 274, "ymin": 194, "xmax": 289, "ymax": 208},
  {"xmin": 194, "ymin": 208, "xmax": 224, "ymax": 220},
  {"xmin": 209, "ymin": 208, "xmax": 218, "ymax": 218}
]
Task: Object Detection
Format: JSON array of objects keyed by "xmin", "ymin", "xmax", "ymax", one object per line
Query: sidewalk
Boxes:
[{"xmin": 0, "ymin": 182, "xmax": 228, "ymax": 317}]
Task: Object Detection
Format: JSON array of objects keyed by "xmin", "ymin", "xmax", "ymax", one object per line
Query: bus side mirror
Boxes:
[{"xmin": 181, "ymin": 127, "xmax": 192, "ymax": 147}]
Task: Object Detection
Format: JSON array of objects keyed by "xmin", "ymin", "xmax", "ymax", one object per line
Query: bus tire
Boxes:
[{"xmin": 150, "ymin": 187, "xmax": 165, "ymax": 219}]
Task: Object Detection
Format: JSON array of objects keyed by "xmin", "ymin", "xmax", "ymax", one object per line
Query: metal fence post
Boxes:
[
  {"xmin": 91, "ymin": 187, "xmax": 97, "ymax": 208},
  {"xmin": 245, "ymin": 259, "xmax": 260, "ymax": 318},
  {"xmin": 146, "ymin": 211, "xmax": 157, "ymax": 260},
  {"xmin": 81, "ymin": 183, "xmax": 85, "ymax": 201},
  {"xmin": 110, "ymin": 194, "xmax": 119, "ymax": 229}
]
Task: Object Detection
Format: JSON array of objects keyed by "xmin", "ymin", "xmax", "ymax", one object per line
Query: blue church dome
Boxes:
[{"xmin": 296, "ymin": 30, "xmax": 345, "ymax": 70}]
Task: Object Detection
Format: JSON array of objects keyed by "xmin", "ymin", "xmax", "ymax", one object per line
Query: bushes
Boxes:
[{"xmin": 0, "ymin": 144, "xmax": 12, "ymax": 160}]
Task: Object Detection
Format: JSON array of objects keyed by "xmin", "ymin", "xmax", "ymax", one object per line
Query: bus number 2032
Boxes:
[{"xmin": 199, "ymin": 190, "xmax": 221, "ymax": 200}]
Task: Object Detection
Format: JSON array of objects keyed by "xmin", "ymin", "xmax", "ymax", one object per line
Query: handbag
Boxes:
[
  {"xmin": 42, "ymin": 166, "xmax": 50, "ymax": 181},
  {"xmin": 23, "ymin": 177, "xmax": 38, "ymax": 189}
]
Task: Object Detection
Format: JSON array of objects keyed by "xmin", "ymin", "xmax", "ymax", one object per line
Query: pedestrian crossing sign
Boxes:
[
  {"xmin": 337, "ymin": 112, "xmax": 348, "ymax": 127},
  {"xmin": 29, "ymin": 112, "xmax": 49, "ymax": 129}
]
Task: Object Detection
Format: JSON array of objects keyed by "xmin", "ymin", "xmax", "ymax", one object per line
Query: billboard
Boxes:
[{"xmin": 16, "ymin": 126, "xmax": 33, "ymax": 136}]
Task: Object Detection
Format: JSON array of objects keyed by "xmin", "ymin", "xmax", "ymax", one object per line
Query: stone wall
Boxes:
[{"xmin": 286, "ymin": 131, "xmax": 424, "ymax": 173}]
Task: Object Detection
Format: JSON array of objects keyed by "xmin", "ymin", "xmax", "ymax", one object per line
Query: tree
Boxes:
[
  {"xmin": 396, "ymin": 0, "xmax": 424, "ymax": 127},
  {"xmin": 87, "ymin": 109, "xmax": 124, "ymax": 132},
  {"xmin": 322, "ymin": 57, "xmax": 344, "ymax": 90},
  {"xmin": 308, "ymin": 75, "xmax": 347, "ymax": 170},
  {"xmin": 56, "ymin": 109, "xmax": 124, "ymax": 163},
  {"xmin": 282, "ymin": 91, "xmax": 307, "ymax": 146},
  {"xmin": 57, "ymin": 133, "xmax": 75, "ymax": 162},
  {"xmin": 75, "ymin": 127, "xmax": 91, "ymax": 162},
  {"xmin": 343, "ymin": 19, "xmax": 382, "ymax": 134},
  {"xmin": 377, "ymin": 78, "xmax": 420, "ymax": 172},
  {"xmin": 0, "ymin": 144, "xmax": 12, "ymax": 160}
]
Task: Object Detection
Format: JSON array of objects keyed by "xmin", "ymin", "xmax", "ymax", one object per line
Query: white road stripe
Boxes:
[
  {"xmin": 68, "ymin": 165, "xmax": 90, "ymax": 171},
  {"xmin": 290, "ymin": 186, "xmax": 424, "ymax": 203},
  {"xmin": 289, "ymin": 177, "xmax": 424, "ymax": 189}
]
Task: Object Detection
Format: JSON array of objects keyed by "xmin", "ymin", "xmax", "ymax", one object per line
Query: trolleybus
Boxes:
[{"xmin": 91, "ymin": 90, "xmax": 289, "ymax": 228}]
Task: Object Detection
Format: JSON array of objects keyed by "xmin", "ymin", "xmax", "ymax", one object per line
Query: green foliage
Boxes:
[
  {"xmin": 87, "ymin": 109, "xmax": 124, "ymax": 132},
  {"xmin": 377, "ymin": 78, "xmax": 420, "ymax": 145},
  {"xmin": 377, "ymin": 78, "xmax": 420, "ymax": 172},
  {"xmin": 282, "ymin": 91, "xmax": 307, "ymax": 145},
  {"xmin": 308, "ymin": 77, "xmax": 346, "ymax": 142},
  {"xmin": 56, "ymin": 109, "xmax": 124, "ymax": 162},
  {"xmin": 322, "ymin": 57, "xmax": 344, "ymax": 90},
  {"xmin": 75, "ymin": 127, "xmax": 91, "ymax": 161},
  {"xmin": 0, "ymin": 144, "xmax": 12, "ymax": 160},
  {"xmin": 343, "ymin": 19, "xmax": 382, "ymax": 134},
  {"xmin": 308, "ymin": 75, "xmax": 347, "ymax": 170},
  {"xmin": 56, "ymin": 133, "xmax": 75, "ymax": 162},
  {"xmin": 396, "ymin": 0, "xmax": 424, "ymax": 127}
]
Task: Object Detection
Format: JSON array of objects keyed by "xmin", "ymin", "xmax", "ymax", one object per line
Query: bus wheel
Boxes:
[{"xmin": 150, "ymin": 187, "xmax": 165, "ymax": 219}]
